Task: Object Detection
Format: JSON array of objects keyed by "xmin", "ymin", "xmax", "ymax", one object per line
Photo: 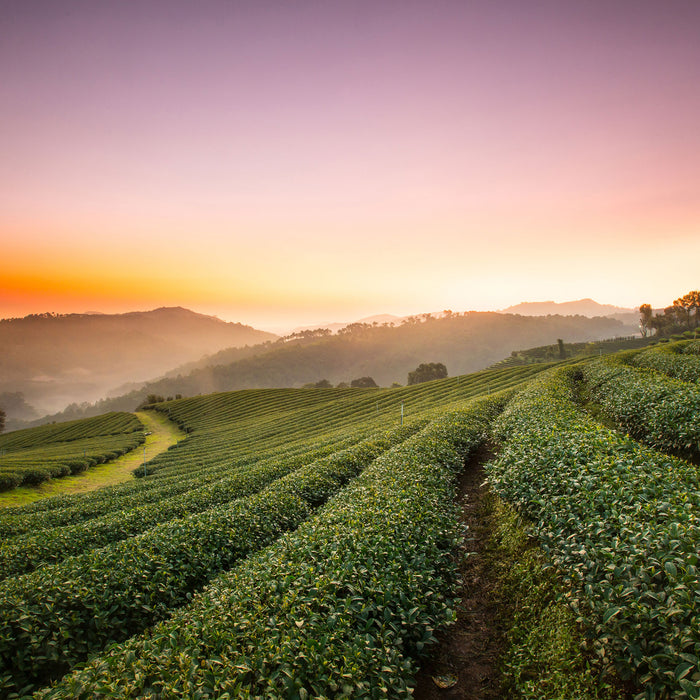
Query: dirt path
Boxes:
[
  {"xmin": 413, "ymin": 445, "xmax": 504, "ymax": 700},
  {"xmin": 0, "ymin": 411, "xmax": 185, "ymax": 508}
]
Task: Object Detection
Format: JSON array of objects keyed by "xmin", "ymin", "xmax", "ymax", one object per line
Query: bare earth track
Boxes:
[
  {"xmin": 0, "ymin": 411, "xmax": 185, "ymax": 508},
  {"xmin": 414, "ymin": 446, "xmax": 505, "ymax": 700}
]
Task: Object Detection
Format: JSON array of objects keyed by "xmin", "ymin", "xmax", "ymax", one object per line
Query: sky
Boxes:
[{"xmin": 2, "ymin": 0, "xmax": 699, "ymax": 332}]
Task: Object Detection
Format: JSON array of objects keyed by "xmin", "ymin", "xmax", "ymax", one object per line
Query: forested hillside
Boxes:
[
  {"xmin": 0, "ymin": 307, "xmax": 275, "ymax": 418},
  {"xmin": 127, "ymin": 311, "xmax": 624, "ymax": 396}
]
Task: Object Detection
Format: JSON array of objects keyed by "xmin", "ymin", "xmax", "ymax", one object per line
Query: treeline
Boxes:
[{"xmin": 639, "ymin": 290, "xmax": 699, "ymax": 337}]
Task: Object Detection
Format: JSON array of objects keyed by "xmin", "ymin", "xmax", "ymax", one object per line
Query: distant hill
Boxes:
[
  {"xmin": 25, "ymin": 311, "xmax": 626, "ymax": 427},
  {"xmin": 0, "ymin": 307, "xmax": 276, "ymax": 418},
  {"xmin": 289, "ymin": 314, "xmax": 404, "ymax": 335},
  {"xmin": 501, "ymin": 298, "xmax": 634, "ymax": 318}
]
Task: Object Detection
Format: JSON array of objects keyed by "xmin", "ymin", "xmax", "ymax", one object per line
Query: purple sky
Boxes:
[{"xmin": 2, "ymin": 0, "xmax": 699, "ymax": 330}]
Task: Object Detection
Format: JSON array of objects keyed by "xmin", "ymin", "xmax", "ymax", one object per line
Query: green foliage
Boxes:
[
  {"xmin": 350, "ymin": 376, "xmax": 378, "ymax": 387},
  {"xmin": 490, "ymin": 497, "xmax": 619, "ymax": 699},
  {"xmin": 629, "ymin": 340, "xmax": 700, "ymax": 384},
  {"xmin": 0, "ymin": 363, "xmax": 543, "ymax": 695},
  {"xmin": 36, "ymin": 394, "xmax": 507, "ymax": 699},
  {"xmin": 0, "ymin": 426, "xmax": 418, "ymax": 695},
  {"xmin": 488, "ymin": 366, "xmax": 700, "ymax": 698},
  {"xmin": 302, "ymin": 379, "xmax": 332, "ymax": 388},
  {"xmin": 582, "ymin": 353, "xmax": 700, "ymax": 458},
  {"xmin": 0, "ymin": 364, "xmax": 537, "ymax": 542},
  {"xmin": 0, "ymin": 413, "xmax": 145, "ymax": 491},
  {"xmin": 407, "ymin": 362, "xmax": 448, "ymax": 385}
]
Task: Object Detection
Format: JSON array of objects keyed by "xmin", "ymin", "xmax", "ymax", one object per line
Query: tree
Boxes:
[
  {"xmin": 673, "ymin": 291, "xmax": 700, "ymax": 329},
  {"xmin": 350, "ymin": 376, "xmax": 378, "ymax": 388},
  {"xmin": 0, "ymin": 407, "xmax": 5, "ymax": 434},
  {"xmin": 303, "ymin": 379, "xmax": 332, "ymax": 388},
  {"xmin": 407, "ymin": 362, "xmax": 448, "ymax": 385},
  {"xmin": 639, "ymin": 304, "xmax": 653, "ymax": 337},
  {"xmin": 136, "ymin": 394, "xmax": 166, "ymax": 410}
]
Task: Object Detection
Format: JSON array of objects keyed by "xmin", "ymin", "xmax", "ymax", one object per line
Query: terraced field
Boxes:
[
  {"xmin": 2, "ymin": 344, "xmax": 699, "ymax": 698},
  {"xmin": 0, "ymin": 363, "xmax": 543, "ymax": 697},
  {"xmin": 0, "ymin": 412, "xmax": 146, "ymax": 491}
]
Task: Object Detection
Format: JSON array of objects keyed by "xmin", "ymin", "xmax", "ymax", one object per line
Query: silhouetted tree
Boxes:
[
  {"xmin": 0, "ymin": 408, "xmax": 5, "ymax": 434},
  {"xmin": 137, "ymin": 394, "xmax": 166, "ymax": 409},
  {"xmin": 407, "ymin": 362, "xmax": 448, "ymax": 385},
  {"xmin": 350, "ymin": 376, "xmax": 378, "ymax": 388},
  {"xmin": 303, "ymin": 379, "xmax": 332, "ymax": 388},
  {"xmin": 639, "ymin": 304, "xmax": 653, "ymax": 337},
  {"xmin": 674, "ymin": 291, "xmax": 700, "ymax": 329}
]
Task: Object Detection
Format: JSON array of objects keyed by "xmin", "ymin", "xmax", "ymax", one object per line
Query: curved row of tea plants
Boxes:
[
  {"xmin": 0, "ymin": 433, "xmax": 361, "ymax": 543},
  {"xmin": 487, "ymin": 367, "xmax": 700, "ymax": 699},
  {"xmin": 629, "ymin": 341, "xmax": 700, "ymax": 384},
  {"xmin": 0, "ymin": 430, "xmax": 389, "ymax": 579},
  {"xmin": 582, "ymin": 356, "xmax": 700, "ymax": 458},
  {"xmin": 0, "ymin": 413, "xmax": 143, "ymax": 452},
  {"xmin": 37, "ymin": 394, "xmax": 507, "ymax": 699},
  {"xmin": 136, "ymin": 363, "xmax": 548, "ymax": 480},
  {"xmin": 0, "ymin": 414, "xmax": 146, "ymax": 492},
  {"xmin": 0, "ymin": 423, "xmax": 420, "ymax": 695},
  {"xmin": 0, "ymin": 362, "xmax": 541, "ymax": 534},
  {"xmin": 0, "ymin": 381, "xmax": 404, "ymax": 536}
]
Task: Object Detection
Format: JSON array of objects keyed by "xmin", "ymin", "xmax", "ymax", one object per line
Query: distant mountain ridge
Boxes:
[
  {"xmin": 290, "ymin": 314, "xmax": 404, "ymax": 335},
  {"xmin": 22, "ymin": 309, "xmax": 632, "ymax": 429},
  {"xmin": 0, "ymin": 307, "xmax": 276, "ymax": 417},
  {"xmin": 500, "ymin": 298, "xmax": 634, "ymax": 317}
]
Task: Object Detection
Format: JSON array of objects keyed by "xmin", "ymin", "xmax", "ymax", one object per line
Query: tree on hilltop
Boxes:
[
  {"xmin": 673, "ymin": 291, "xmax": 700, "ymax": 330},
  {"xmin": 0, "ymin": 408, "xmax": 5, "ymax": 434},
  {"xmin": 407, "ymin": 362, "xmax": 448, "ymax": 385},
  {"xmin": 350, "ymin": 376, "xmax": 378, "ymax": 388},
  {"xmin": 641, "ymin": 291, "xmax": 700, "ymax": 337},
  {"xmin": 303, "ymin": 379, "xmax": 332, "ymax": 388}
]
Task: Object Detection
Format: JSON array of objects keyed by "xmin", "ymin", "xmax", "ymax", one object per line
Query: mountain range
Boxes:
[
  {"xmin": 0, "ymin": 307, "xmax": 275, "ymax": 416},
  {"xmin": 0, "ymin": 300, "xmax": 641, "ymax": 428},
  {"xmin": 500, "ymin": 298, "xmax": 636, "ymax": 322}
]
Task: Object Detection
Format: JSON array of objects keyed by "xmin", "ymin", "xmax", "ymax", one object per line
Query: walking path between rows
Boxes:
[
  {"xmin": 0, "ymin": 411, "xmax": 185, "ymax": 508},
  {"xmin": 413, "ymin": 446, "xmax": 503, "ymax": 699}
]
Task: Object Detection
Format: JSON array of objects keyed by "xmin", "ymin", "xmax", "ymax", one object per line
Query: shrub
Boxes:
[
  {"xmin": 21, "ymin": 469, "xmax": 51, "ymax": 486},
  {"xmin": 67, "ymin": 459, "xmax": 89, "ymax": 475},
  {"xmin": 0, "ymin": 472, "xmax": 22, "ymax": 492}
]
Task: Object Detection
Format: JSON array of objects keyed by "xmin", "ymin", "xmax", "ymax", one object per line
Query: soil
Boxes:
[{"xmin": 413, "ymin": 445, "xmax": 504, "ymax": 700}]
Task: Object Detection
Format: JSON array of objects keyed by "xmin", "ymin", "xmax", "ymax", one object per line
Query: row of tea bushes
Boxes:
[
  {"xmin": 0, "ymin": 424, "xmax": 420, "ymax": 696},
  {"xmin": 629, "ymin": 341, "xmax": 700, "ymax": 384},
  {"xmin": 0, "ymin": 431, "xmax": 146, "ymax": 492},
  {"xmin": 488, "ymin": 367, "xmax": 700, "ymax": 699},
  {"xmin": 0, "ymin": 432, "xmax": 385, "ymax": 579},
  {"xmin": 0, "ymin": 413, "xmax": 145, "ymax": 492},
  {"xmin": 37, "ymin": 394, "xmax": 506, "ymax": 699},
  {"xmin": 583, "ymin": 357, "xmax": 700, "ymax": 459},
  {"xmin": 0, "ymin": 430, "xmax": 362, "ymax": 541},
  {"xmin": 0, "ymin": 413, "xmax": 143, "ymax": 453}
]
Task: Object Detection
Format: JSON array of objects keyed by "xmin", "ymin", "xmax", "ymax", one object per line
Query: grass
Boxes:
[
  {"xmin": 0, "ymin": 411, "xmax": 184, "ymax": 508},
  {"xmin": 487, "ymin": 494, "xmax": 622, "ymax": 700}
]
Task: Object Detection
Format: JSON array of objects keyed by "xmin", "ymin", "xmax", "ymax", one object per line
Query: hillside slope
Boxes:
[
  {"xmin": 0, "ymin": 308, "xmax": 276, "ymax": 416},
  {"xmin": 122, "ymin": 311, "xmax": 625, "ymax": 397}
]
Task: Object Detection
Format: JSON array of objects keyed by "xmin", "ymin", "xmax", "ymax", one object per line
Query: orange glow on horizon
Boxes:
[{"xmin": 1, "ymin": 3, "xmax": 698, "ymax": 328}]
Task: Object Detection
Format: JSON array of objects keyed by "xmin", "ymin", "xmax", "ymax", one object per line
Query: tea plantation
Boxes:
[
  {"xmin": 1, "ymin": 343, "xmax": 699, "ymax": 698},
  {"xmin": 0, "ymin": 413, "xmax": 145, "ymax": 491}
]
